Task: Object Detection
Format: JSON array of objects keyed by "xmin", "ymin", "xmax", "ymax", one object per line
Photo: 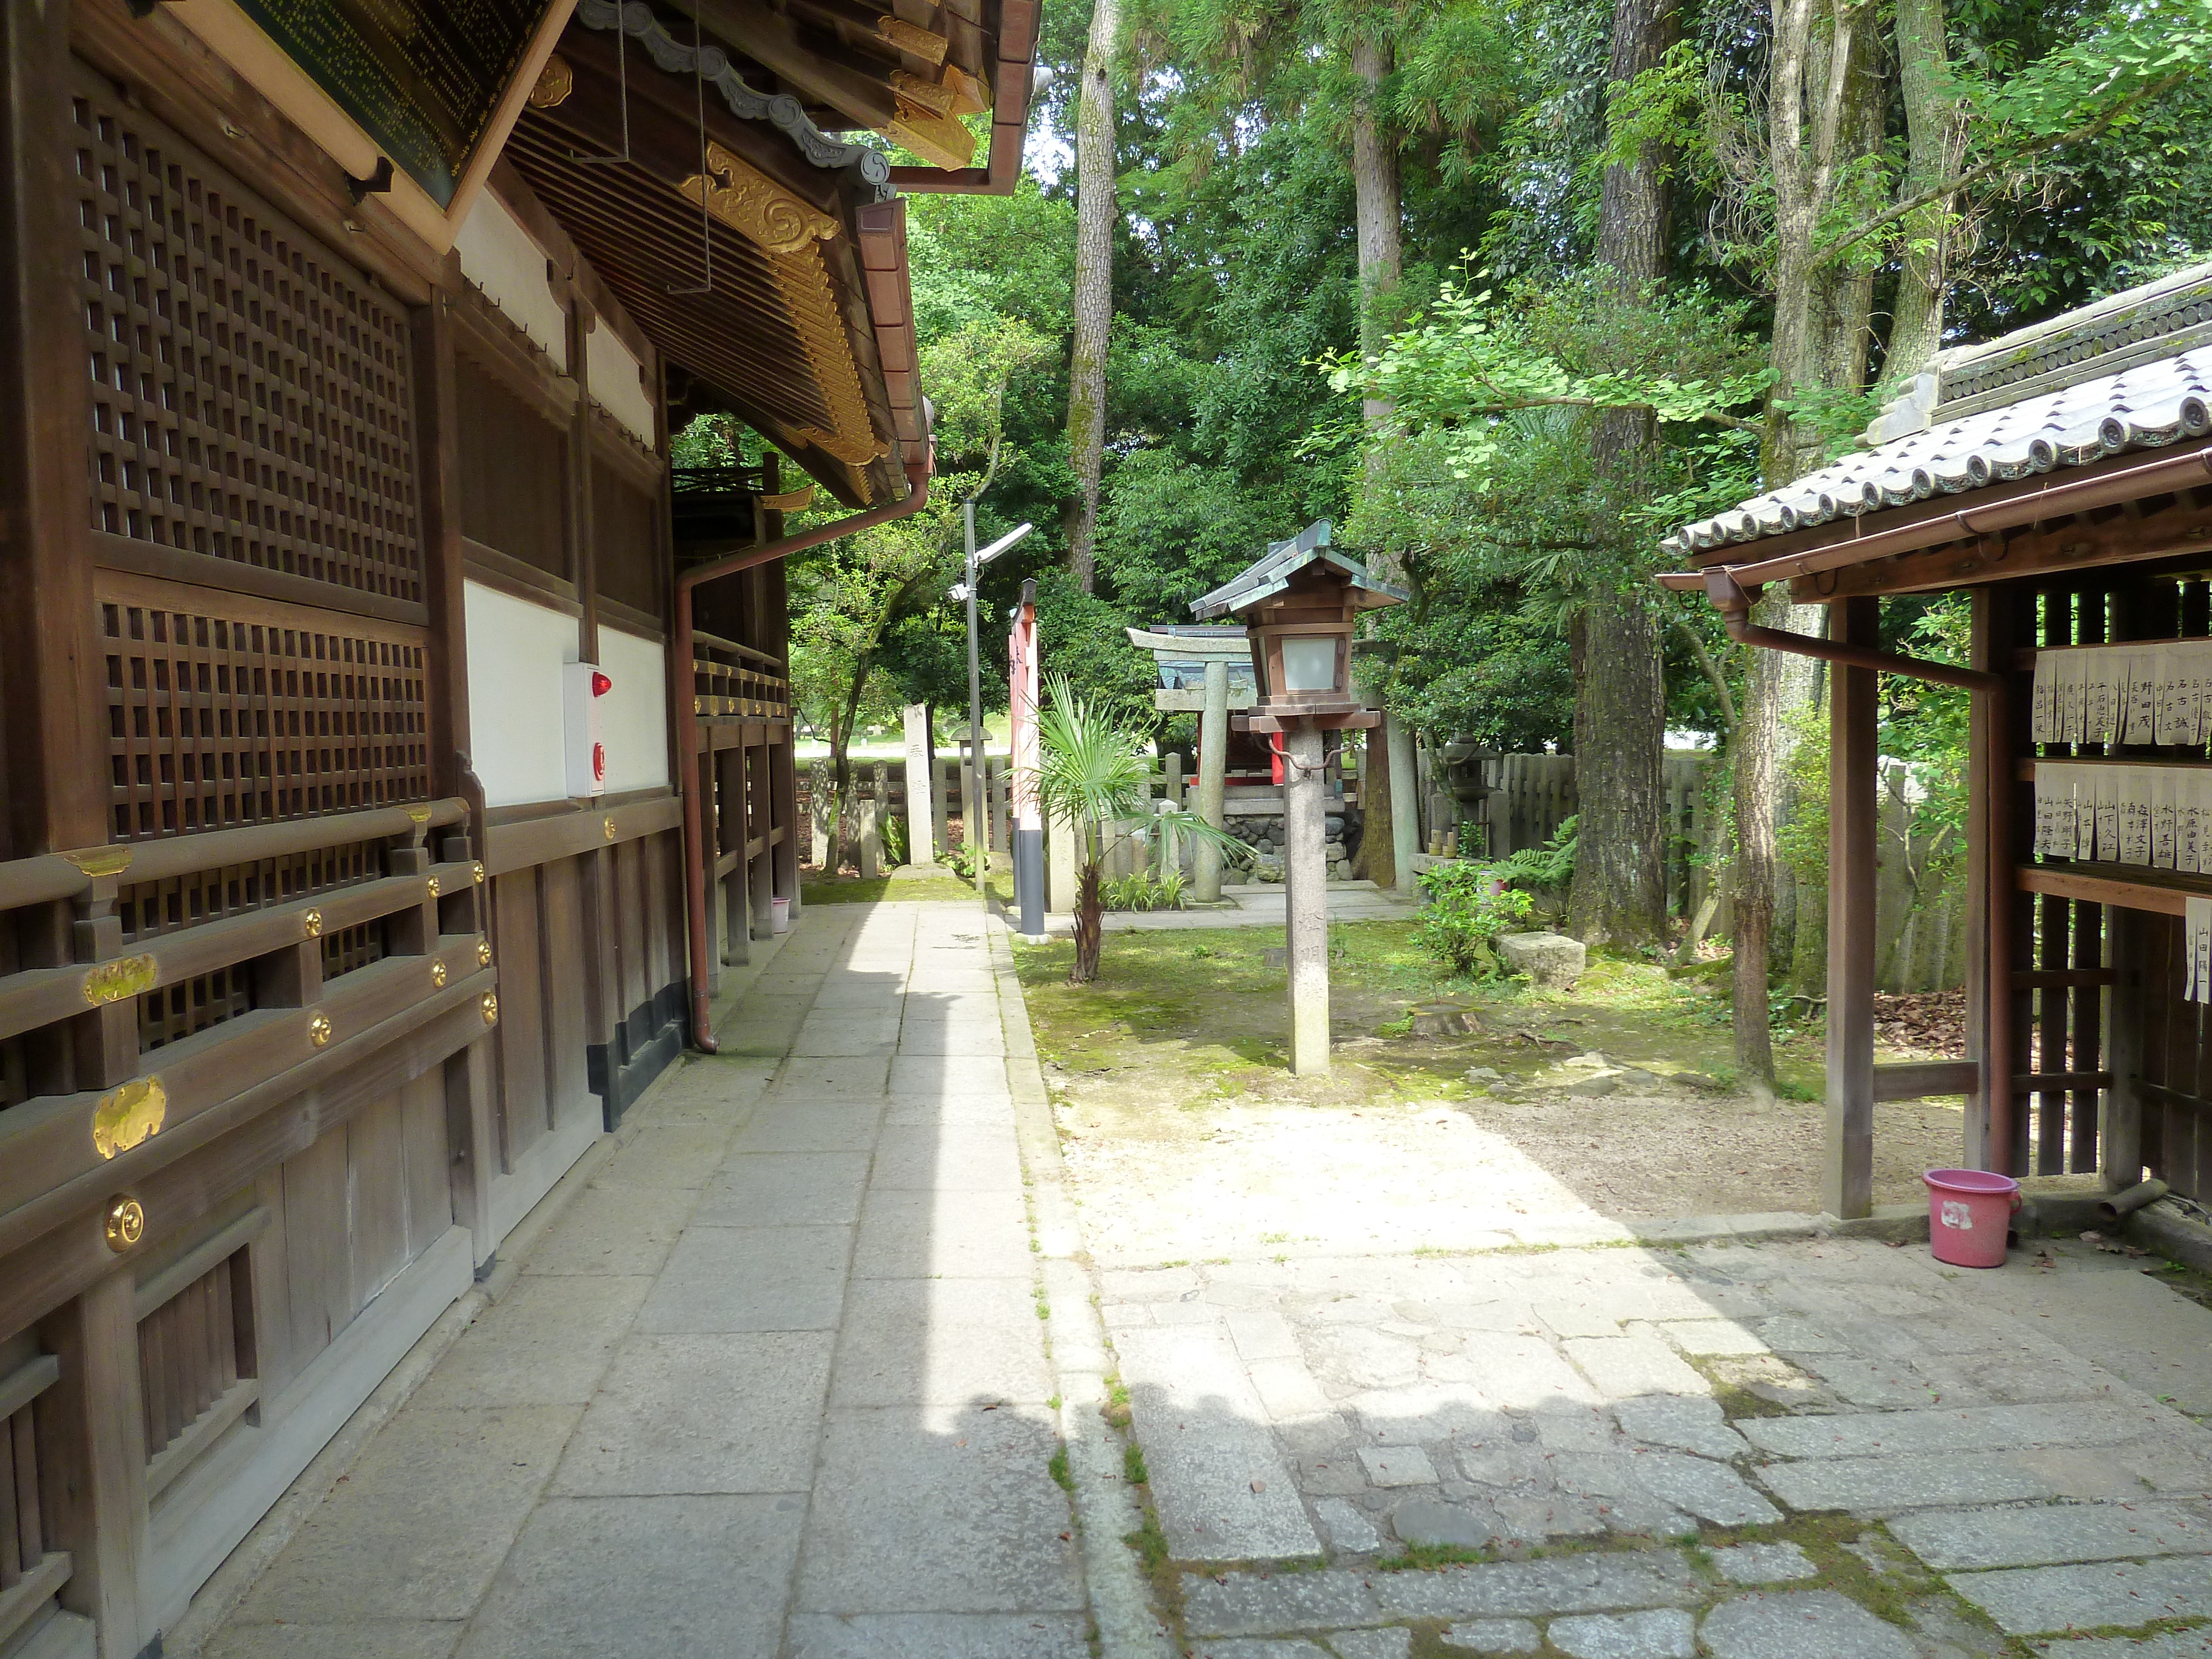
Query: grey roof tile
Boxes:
[{"xmin": 1663, "ymin": 348, "xmax": 2212, "ymax": 559}]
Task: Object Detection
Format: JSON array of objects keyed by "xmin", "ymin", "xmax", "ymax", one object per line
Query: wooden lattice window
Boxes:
[
  {"xmin": 74, "ymin": 73, "xmax": 422, "ymax": 600},
  {"xmin": 121, "ymin": 839, "xmax": 383, "ymax": 1050},
  {"xmin": 456, "ymin": 352, "xmax": 567, "ymax": 578},
  {"xmin": 101, "ymin": 588, "xmax": 429, "ymax": 842}
]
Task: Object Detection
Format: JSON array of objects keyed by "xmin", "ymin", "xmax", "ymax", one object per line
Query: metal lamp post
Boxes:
[
  {"xmin": 952, "ymin": 514, "xmax": 1033, "ymax": 890},
  {"xmin": 1191, "ymin": 522, "xmax": 1406, "ymax": 1076}
]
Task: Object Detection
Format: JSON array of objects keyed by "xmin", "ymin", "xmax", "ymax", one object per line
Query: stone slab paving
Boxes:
[
  {"xmin": 1119, "ymin": 1234, "xmax": 2212, "ymax": 1657},
  {"xmin": 199, "ymin": 903, "xmax": 1098, "ymax": 1659}
]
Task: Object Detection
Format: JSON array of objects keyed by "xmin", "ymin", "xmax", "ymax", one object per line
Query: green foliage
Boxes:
[
  {"xmin": 946, "ymin": 839, "xmax": 985, "ymax": 881},
  {"xmin": 881, "ymin": 811, "xmax": 911, "ymax": 868},
  {"xmin": 1102, "ymin": 870, "xmax": 1190, "ymax": 911},
  {"xmin": 1494, "ymin": 815, "xmax": 1579, "ymax": 891},
  {"xmin": 1413, "ymin": 862, "xmax": 1537, "ymax": 977}
]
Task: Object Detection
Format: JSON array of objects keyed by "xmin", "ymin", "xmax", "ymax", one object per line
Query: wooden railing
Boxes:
[
  {"xmin": 692, "ymin": 630, "xmax": 790, "ymax": 722},
  {"xmin": 0, "ymin": 799, "xmax": 493, "ymax": 1264}
]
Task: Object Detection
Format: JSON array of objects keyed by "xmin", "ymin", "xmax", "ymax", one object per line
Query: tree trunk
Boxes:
[
  {"xmin": 1353, "ymin": 733, "xmax": 1396, "ymax": 888},
  {"xmin": 1730, "ymin": 594, "xmax": 1800, "ymax": 1094},
  {"xmin": 1568, "ymin": 588, "xmax": 1669, "ymax": 946},
  {"xmin": 1349, "ymin": 35, "xmax": 1403, "ymax": 438},
  {"xmin": 1889, "ymin": 0, "xmax": 1960, "ymax": 380},
  {"xmin": 1565, "ymin": 0, "xmax": 1676, "ymax": 951},
  {"xmin": 1065, "ymin": 0, "xmax": 1120, "ymax": 594},
  {"xmin": 1070, "ymin": 860, "xmax": 1103, "ymax": 982}
]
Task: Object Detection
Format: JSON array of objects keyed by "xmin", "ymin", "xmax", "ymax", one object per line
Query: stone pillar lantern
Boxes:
[{"xmin": 1192, "ymin": 521, "xmax": 1407, "ymax": 1074}]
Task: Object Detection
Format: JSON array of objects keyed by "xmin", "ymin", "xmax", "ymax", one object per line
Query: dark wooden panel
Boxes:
[
  {"xmin": 455, "ymin": 351, "xmax": 568, "ymax": 580},
  {"xmin": 491, "ymin": 869, "xmax": 548, "ymax": 1155},
  {"xmin": 615, "ymin": 838, "xmax": 646, "ymax": 1022},
  {"xmin": 538, "ymin": 856, "xmax": 590, "ymax": 1133},
  {"xmin": 591, "ymin": 461, "xmax": 661, "ymax": 623}
]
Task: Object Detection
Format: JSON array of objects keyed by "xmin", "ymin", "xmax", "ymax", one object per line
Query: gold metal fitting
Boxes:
[
  {"xmin": 603, "ymin": 818, "xmax": 618, "ymax": 841},
  {"xmin": 472, "ymin": 860, "xmax": 487, "ymax": 884},
  {"xmin": 303, "ymin": 907, "xmax": 324, "ymax": 938},
  {"xmin": 477, "ymin": 940, "xmax": 494, "ymax": 968},
  {"xmin": 309, "ymin": 1013, "xmax": 333, "ymax": 1047},
  {"xmin": 104, "ymin": 1194, "xmax": 145, "ymax": 1253},
  {"xmin": 83, "ymin": 953, "xmax": 158, "ymax": 1006},
  {"xmin": 430, "ymin": 960, "xmax": 448, "ymax": 989},
  {"xmin": 426, "ymin": 876, "xmax": 441, "ymax": 899},
  {"xmin": 481, "ymin": 992, "xmax": 499, "ymax": 1025},
  {"xmin": 92, "ymin": 1077, "xmax": 166, "ymax": 1159}
]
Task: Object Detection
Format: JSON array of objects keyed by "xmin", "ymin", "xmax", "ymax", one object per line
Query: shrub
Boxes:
[
  {"xmin": 881, "ymin": 811, "xmax": 910, "ymax": 868},
  {"xmin": 1494, "ymin": 814, "xmax": 1577, "ymax": 891},
  {"xmin": 1414, "ymin": 861, "xmax": 1536, "ymax": 977},
  {"xmin": 1100, "ymin": 871, "xmax": 1190, "ymax": 912}
]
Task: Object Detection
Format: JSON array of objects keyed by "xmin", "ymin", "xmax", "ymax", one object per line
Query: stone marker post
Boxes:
[
  {"xmin": 901, "ymin": 705, "xmax": 936, "ymax": 865},
  {"xmin": 810, "ymin": 759, "xmax": 835, "ymax": 869},
  {"xmin": 1193, "ymin": 659, "xmax": 1229, "ymax": 901},
  {"xmin": 1386, "ymin": 714, "xmax": 1418, "ymax": 890},
  {"xmin": 1282, "ymin": 722, "xmax": 1331, "ymax": 1074},
  {"xmin": 859, "ymin": 763, "xmax": 884, "ymax": 879}
]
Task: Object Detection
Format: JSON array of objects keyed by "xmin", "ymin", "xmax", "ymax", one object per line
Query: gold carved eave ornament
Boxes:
[{"xmin": 678, "ymin": 141, "xmax": 891, "ymax": 484}]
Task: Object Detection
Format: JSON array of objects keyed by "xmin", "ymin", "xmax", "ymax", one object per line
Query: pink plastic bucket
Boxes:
[{"xmin": 1923, "ymin": 1168, "xmax": 2022, "ymax": 1268}]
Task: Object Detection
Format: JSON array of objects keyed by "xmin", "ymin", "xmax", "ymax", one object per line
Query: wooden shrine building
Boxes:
[
  {"xmin": 1662, "ymin": 263, "xmax": 2212, "ymax": 1219},
  {"xmin": 0, "ymin": 1, "xmax": 1036, "ymax": 1655}
]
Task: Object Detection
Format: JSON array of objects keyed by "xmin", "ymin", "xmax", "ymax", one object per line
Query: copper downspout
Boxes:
[
  {"xmin": 1699, "ymin": 570, "xmax": 2018, "ymax": 1174},
  {"xmin": 678, "ymin": 442, "xmax": 935, "ymax": 1052}
]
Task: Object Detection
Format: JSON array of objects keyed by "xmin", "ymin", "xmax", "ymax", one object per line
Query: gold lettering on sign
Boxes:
[
  {"xmin": 59, "ymin": 845, "xmax": 133, "ymax": 878},
  {"xmin": 677, "ymin": 142, "xmax": 841, "ymax": 255},
  {"xmin": 93, "ymin": 1077, "xmax": 167, "ymax": 1159},
  {"xmin": 83, "ymin": 954, "xmax": 158, "ymax": 1006}
]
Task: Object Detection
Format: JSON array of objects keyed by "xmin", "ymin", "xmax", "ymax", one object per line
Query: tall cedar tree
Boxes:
[
  {"xmin": 1567, "ymin": 0, "xmax": 1676, "ymax": 950},
  {"xmin": 1066, "ymin": 0, "xmax": 1121, "ymax": 592}
]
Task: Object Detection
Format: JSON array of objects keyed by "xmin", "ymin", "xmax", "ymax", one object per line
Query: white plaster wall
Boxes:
[
  {"xmin": 598, "ymin": 627, "xmax": 671, "ymax": 794},
  {"xmin": 588, "ymin": 323, "xmax": 657, "ymax": 447},
  {"xmin": 464, "ymin": 581, "xmax": 577, "ymax": 807},
  {"xmin": 453, "ymin": 191, "xmax": 567, "ymax": 370}
]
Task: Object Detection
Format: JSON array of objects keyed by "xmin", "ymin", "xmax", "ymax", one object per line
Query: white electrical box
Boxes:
[{"xmin": 565, "ymin": 661, "xmax": 612, "ymax": 797}]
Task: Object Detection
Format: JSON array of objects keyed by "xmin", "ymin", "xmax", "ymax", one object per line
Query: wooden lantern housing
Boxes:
[{"xmin": 1191, "ymin": 521, "xmax": 1408, "ymax": 732}]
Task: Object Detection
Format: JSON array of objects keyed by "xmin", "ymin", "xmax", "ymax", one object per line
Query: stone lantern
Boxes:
[{"xmin": 1193, "ymin": 521, "xmax": 1407, "ymax": 1074}]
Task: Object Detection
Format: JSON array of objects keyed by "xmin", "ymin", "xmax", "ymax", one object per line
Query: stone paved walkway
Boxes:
[
  {"xmin": 195, "ymin": 902, "xmax": 1126, "ymax": 1659},
  {"xmin": 1117, "ymin": 1236, "xmax": 2212, "ymax": 1657},
  {"xmin": 188, "ymin": 898, "xmax": 2212, "ymax": 1659}
]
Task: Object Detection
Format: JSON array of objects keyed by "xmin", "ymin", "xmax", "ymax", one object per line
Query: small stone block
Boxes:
[
  {"xmin": 1180, "ymin": 1571, "xmax": 1381, "ymax": 1638},
  {"xmin": 1698, "ymin": 1590, "xmax": 1917, "ymax": 1658},
  {"xmin": 1442, "ymin": 1620, "xmax": 1541, "ymax": 1654},
  {"xmin": 1613, "ymin": 1397, "xmax": 1747, "ymax": 1462},
  {"xmin": 1709, "ymin": 1541, "xmax": 1818, "ymax": 1584},
  {"xmin": 1888, "ymin": 1501, "xmax": 2212, "ymax": 1571},
  {"xmin": 1947, "ymin": 1554, "xmax": 2212, "ymax": 1636},
  {"xmin": 1498, "ymin": 931, "xmax": 1585, "ymax": 988},
  {"xmin": 1658, "ymin": 1320, "xmax": 1771, "ymax": 1357},
  {"xmin": 1360, "ymin": 1446, "xmax": 1440, "ymax": 1488},
  {"xmin": 1315, "ymin": 1497, "xmax": 1383, "ymax": 1553},
  {"xmin": 1327, "ymin": 1630, "xmax": 1413, "ymax": 1659},
  {"xmin": 1393, "ymin": 1497, "xmax": 1497, "ymax": 1550},
  {"xmin": 1547, "ymin": 1609, "xmax": 1697, "ymax": 1659}
]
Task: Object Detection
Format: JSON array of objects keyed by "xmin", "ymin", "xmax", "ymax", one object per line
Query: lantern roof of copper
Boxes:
[{"xmin": 1190, "ymin": 521, "xmax": 1410, "ymax": 622}]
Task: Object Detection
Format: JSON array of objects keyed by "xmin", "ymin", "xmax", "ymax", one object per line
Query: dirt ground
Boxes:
[{"xmin": 1013, "ymin": 921, "xmax": 1974, "ymax": 1267}]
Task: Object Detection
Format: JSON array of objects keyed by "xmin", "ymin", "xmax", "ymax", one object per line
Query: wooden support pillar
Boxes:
[
  {"xmin": 749, "ymin": 744, "xmax": 775, "ymax": 938},
  {"xmin": 40, "ymin": 1273, "xmax": 149, "ymax": 1659},
  {"xmin": 1193, "ymin": 660, "xmax": 1229, "ymax": 902},
  {"xmin": 724, "ymin": 747, "xmax": 751, "ymax": 966},
  {"xmin": 989, "ymin": 758, "xmax": 1009, "ymax": 858},
  {"xmin": 771, "ymin": 737, "xmax": 800, "ymax": 922},
  {"xmin": 1825, "ymin": 596, "xmax": 1880, "ymax": 1219},
  {"xmin": 445, "ymin": 1036, "xmax": 499, "ymax": 1266}
]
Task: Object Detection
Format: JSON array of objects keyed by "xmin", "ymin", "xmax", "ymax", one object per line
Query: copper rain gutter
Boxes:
[
  {"xmin": 1696, "ymin": 568, "xmax": 2017, "ymax": 1172},
  {"xmin": 676, "ymin": 439, "xmax": 935, "ymax": 1053}
]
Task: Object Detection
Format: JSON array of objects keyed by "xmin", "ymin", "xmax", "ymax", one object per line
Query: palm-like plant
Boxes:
[{"xmin": 1036, "ymin": 671, "xmax": 1245, "ymax": 982}]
